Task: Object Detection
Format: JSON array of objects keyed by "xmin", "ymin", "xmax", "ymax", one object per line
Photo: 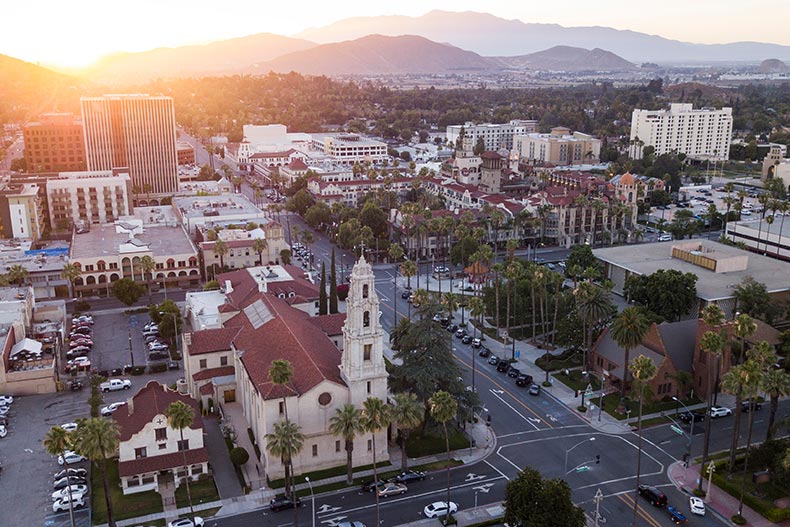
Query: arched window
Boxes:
[
  {"xmin": 362, "ymin": 284, "xmax": 369, "ymax": 299},
  {"xmin": 363, "ymin": 311, "xmax": 370, "ymax": 328}
]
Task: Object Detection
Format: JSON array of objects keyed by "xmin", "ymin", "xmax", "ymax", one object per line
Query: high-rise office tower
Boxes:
[
  {"xmin": 23, "ymin": 113, "xmax": 87, "ymax": 173},
  {"xmin": 81, "ymin": 94, "xmax": 178, "ymax": 199}
]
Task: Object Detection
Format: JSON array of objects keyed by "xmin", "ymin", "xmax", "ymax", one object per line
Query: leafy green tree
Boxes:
[
  {"xmin": 565, "ymin": 245, "xmax": 598, "ymax": 274},
  {"xmin": 73, "ymin": 418, "xmax": 120, "ymax": 527},
  {"xmin": 318, "ymin": 264, "xmax": 328, "ymax": 315},
  {"xmin": 165, "ymin": 401, "xmax": 196, "ymax": 517},
  {"xmin": 111, "ymin": 278, "xmax": 145, "ymax": 306},
  {"xmin": 360, "ymin": 397, "xmax": 391, "ymax": 527},
  {"xmin": 149, "ymin": 299, "xmax": 182, "ymax": 340},
  {"xmin": 649, "ymin": 189, "xmax": 671, "ymax": 207},
  {"xmin": 666, "ymin": 209, "xmax": 701, "ymax": 240},
  {"xmin": 609, "ymin": 307, "xmax": 651, "ymax": 400},
  {"xmin": 329, "ymin": 404, "xmax": 363, "ymax": 484},
  {"xmin": 734, "ymin": 276, "xmax": 778, "ymax": 324},
  {"xmin": 230, "ymin": 447, "xmax": 249, "ymax": 465},
  {"xmin": 304, "ymin": 202, "xmax": 332, "ymax": 230},
  {"xmin": 285, "ymin": 189, "xmax": 314, "ymax": 216},
  {"xmin": 623, "ymin": 269, "xmax": 698, "ymax": 322},
  {"xmin": 44, "ymin": 426, "xmax": 78, "ymax": 527},
  {"xmin": 329, "ymin": 249, "xmax": 338, "ymax": 314},
  {"xmin": 450, "ymin": 236, "xmax": 479, "ymax": 267},
  {"xmin": 430, "ymin": 390, "xmax": 458, "ymax": 524},
  {"xmin": 391, "ymin": 392, "xmax": 423, "ymax": 471},
  {"xmin": 503, "ymin": 466, "xmax": 585, "ymax": 527},
  {"xmin": 203, "ymin": 280, "xmax": 220, "ymax": 291},
  {"xmin": 279, "ymin": 249, "xmax": 291, "ymax": 265},
  {"xmin": 359, "ymin": 201, "xmax": 389, "ymax": 239}
]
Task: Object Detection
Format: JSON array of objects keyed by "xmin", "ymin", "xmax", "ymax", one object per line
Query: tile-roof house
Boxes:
[{"xmin": 113, "ymin": 381, "xmax": 208, "ymax": 495}]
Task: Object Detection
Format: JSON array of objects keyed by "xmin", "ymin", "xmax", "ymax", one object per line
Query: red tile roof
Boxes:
[
  {"xmin": 192, "ymin": 366, "xmax": 236, "ymax": 381},
  {"xmin": 288, "ymin": 158, "xmax": 309, "ymax": 171},
  {"xmin": 119, "ymin": 447, "xmax": 209, "ymax": 477},
  {"xmin": 199, "ymin": 383, "xmax": 214, "ymax": 395},
  {"xmin": 308, "ymin": 313, "xmax": 347, "ymax": 336},
  {"xmin": 188, "ymin": 327, "xmax": 241, "ymax": 355},
  {"xmin": 113, "ymin": 381, "xmax": 203, "ymax": 442}
]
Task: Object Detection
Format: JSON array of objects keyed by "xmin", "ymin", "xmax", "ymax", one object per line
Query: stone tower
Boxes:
[{"xmin": 340, "ymin": 255, "xmax": 388, "ymax": 406}]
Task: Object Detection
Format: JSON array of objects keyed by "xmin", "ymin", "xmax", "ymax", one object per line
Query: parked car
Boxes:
[
  {"xmin": 167, "ymin": 518, "xmax": 204, "ymax": 527},
  {"xmin": 54, "ymin": 476, "xmax": 87, "ymax": 490},
  {"xmin": 507, "ymin": 368, "xmax": 520, "ymax": 378},
  {"xmin": 70, "ymin": 326, "xmax": 91, "ymax": 335},
  {"xmin": 100, "ymin": 402, "xmax": 125, "ymax": 416},
  {"xmin": 401, "ymin": 291, "xmax": 410, "ymax": 299},
  {"xmin": 57, "ymin": 451, "xmax": 86, "ymax": 465},
  {"xmin": 337, "ymin": 522, "xmax": 366, "ymax": 527},
  {"xmin": 66, "ymin": 348, "xmax": 91, "ymax": 359},
  {"xmin": 54, "ymin": 468, "xmax": 88, "ymax": 481},
  {"xmin": 667, "ymin": 505, "xmax": 687, "ymax": 524},
  {"xmin": 377, "ymin": 482, "xmax": 408, "ymax": 497},
  {"xmin": 148, "ymin": 352, "xmax": 169, "ymax": 362},
  {"xmin": 52, "ymin": 494, "xmax": 86, "ymax": 513},
  {"xmin": 741, "ymin": 399, "xmax": 763, "ymax": 412},
  {"xmin": 496, "ymin": 360, "xmax": 511, "ymax": 373},
  {"xmin": 472, "ymin": 338, "xmax": 482, "ymax": 348},
  {"xmin": 478, "ymin": 347, "xmax": 490, "ymax": 357},
  {"xmin": 0, "ymin": 424, "xmax": 6, "ymax": 438},
  {"xmin": 0, "ymin": 395, "xmax": 13, "ymax": 405},
  {"xmin": 688, "ymin": 496, "xmax": 705, "ymax": 516},
  {"xmin": 528, "ymin": 384, "xmax": 541, "ymax": 396},
  {"xmin": 423, "ymin": 501, "xmax": 458, "ymax": 519},
  {"xmin": 393, "ymin": 470, "xmax": 426, "ymax": 483},
  {"xmin": 60, "ymin": 422, "xmax": 79, "ymax": 432},
  {"xmin": 52, "ymin": 485, "xmax": 88, "ymax": 501},
  {"xmin": 65, "ymin": 357, "xmax": 91, "ymax": 372},
  {"xmin": 69, "ymin": 339, "xmax": 93, "ymax": 347},
  {"xmin": 361, "ymin": 479, "xmax": 388, "ymax": 493},
  {"xmin": 487, "ymin": 355, "xmax": 499, "ymax": 365},
  {"xmin": 515, "ymin": 374, "xmax": 533, "ymax": 387},
  {"xmin": 269, "ymin": 496, "xmax": 302, "ymax": 512},
  {"xmin": 678, "ymin": 411, "xmax": 705, "ymax": 423},
  {"xmin": 454, "ymin": 328, "xmax": 466, "ymax": 338},
  {"xmin": 709, "ymin": 406, "xmax": 732, "ymax": 418},
  {"xmin": 446, "ymin": 324, "xmax": 458, "ymax": 333},
  {"xmin": 637, "ymin": 484, "xmax": 667, "ymax": 507},
  {"xmin": 461, "ymin": 335, "xmax": 472, "ymax": 345},
  {"xmin": 100, "ymin": 379, "xmax": 131, "ymax": 392}
]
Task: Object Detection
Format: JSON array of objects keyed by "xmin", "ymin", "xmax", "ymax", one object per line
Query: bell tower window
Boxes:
[
  {"xmin": 363, "ymin": 311, "xmax": 370, "ymax": 328},
  {"xmin": 362, "ymin": 284, "xmax": 369, "ymax": 298}
]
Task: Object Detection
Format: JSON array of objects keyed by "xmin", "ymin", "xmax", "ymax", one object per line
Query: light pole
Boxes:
[
  {"xmin": 128, "ymin": 328, "xmax": 134, "ymax": 368},
  {"xmin": 673, "ymin": 396, "xmax": 695, "ymax": 466},
  {"xmin": 583, "ymin": 370, "xmax": 608, "ymax": 422},
  {"xmin": 564, "ymin": 437, "xmax": 595, "ymax": 473},
  {"xmin": 159, "ymin": 310, "xmax": 181, "ymax": 358},
  {"xmin": 305, "ymin": 476, "xmax": 315, "ymax": 527},
  {"xmin": 593, "ymin": 488, "xmax": 604, "ymax": 527}
]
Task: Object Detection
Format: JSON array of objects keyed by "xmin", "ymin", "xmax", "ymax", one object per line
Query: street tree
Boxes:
[
  {"xmin": 609, "ymin": 307, "xmax": 650, "ymax": 400},
  {"xmin": 391, "ymin": 392, "xmax": 423, "ymax": 471},
  {"xmin": 503, "ymin": 466, "xmax": 585, "ymax": 527},
  {"xmin": 329, "ymin": 404, "xmax": 363, "ymax": 484},
  {"xmin": 565, "ymin": 245, "xmax": 598, "ymax": 275},
  {"xmin": 697, "ymin": 303, "xmax": 725, "ymax": 492},
  {"xmin": 285, "ymin": 189, "xmax": 314, "ymax": 215},
  {"xmin": 165, "ymin": 401, "xmax": 196, "ymax": 517},
  {"xmin": 430, "ymin": 390, "xmax": 458, "ymax": 525},
  {"xmin": 630, "ymin": 354, "xmax": 658, "ymax": 526},
  {"xmin": 734, "ymin": 276, "xmax": 778, "ymax": 324},
  {"xmin": 360, "ymin": 397, "xmax": 391, "ymax": 527},
  {"xmin": 252, "ymin": 238, "xmax": 268, "ymax": 265},
  {"xmin": 73, "ymin": 418, "xmax": 120, "ymax": 527},
  {"xmin": 213, "ymin": 238, "xmax": 228, "ymax": 272},
  {"xmin": 623, "ymin": 269, "xmax": 698, "ymax": 322},
  {"xmin": 44, "ymin": 426, "xmax": 78, "ymax": 527},
  {"xmin": 318, "ymin": 264, "xmax": 328, "ymax": 315},
  {"xmin": 139, "ymin": 255, "xmax": 156, "ymax": 303},
  {"xmin": 111, "ymin": 278, "xmax": 145, "ymax": 306},
  {"xmin": 268, "ymin": 359, "xmax": 297, "ymax": 501},
  {"xmin": 61, "ymin": 262, "xmax": 82, "ymax": 298},
  {"xmin": 329, "ymin": 249, "xmax": 338, "ymax": 314}
]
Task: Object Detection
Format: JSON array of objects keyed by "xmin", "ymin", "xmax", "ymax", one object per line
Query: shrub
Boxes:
[
  {"xmin": 74, "ymin": 300, "xmax": 91, "ymax": 311},
  {"xmin": 130, "ymin": 366, "xmax": 146, "ymax": 376},
  {"xmin": 148, "ymin": 363, "xmax": 167, "ymax": 374},
  {"xmin": 230, "ymin": 447, "xmax": 250, "ymax": 466},
  {"xmin": 577, "ymin": 406, "xmax": 587, "ymax": 412}
]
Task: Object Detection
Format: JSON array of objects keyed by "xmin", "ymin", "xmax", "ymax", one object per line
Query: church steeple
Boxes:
[{"xmin": 340, "ymin": 255, "xmax": 387, "ymax": 405}]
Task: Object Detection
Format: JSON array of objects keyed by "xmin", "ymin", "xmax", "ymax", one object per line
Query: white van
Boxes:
[{"xmin": 658, "ymin": 234, "xmax": 673, "ymax": 242}]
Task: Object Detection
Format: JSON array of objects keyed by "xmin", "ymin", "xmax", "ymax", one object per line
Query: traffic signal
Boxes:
[{"xmin": 596, "ymin": 454, "xmax": 600, "ymax": 464}]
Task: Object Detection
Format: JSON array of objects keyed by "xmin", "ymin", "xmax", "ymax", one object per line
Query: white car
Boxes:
[
  {"xmin": 101, "ymin": 402, "xmax": 125, "ymax": 416},
  {"xmin": 52, "ymin": 485, "xmax": 88, "ymax": 501},
  {"xmin": 58, "ymin": 451, "xmax": 86, "ymax": 465},
  {"xmin": 709, "ymin": 406, "xmax": 732, "ymax": 418},
  {"xmin": 0, "ymin": 395, "xmax": 13, "ymax": 405},
  {"xmin": 423, "ymin": 501, "xmax": 458, "ymax": 519},
  {"xmin": 61, "ymin": 422, "xmax": 79, "ymax": 432},
  {"xmin": 689, "ymin": 496, "xmax": 705, "ymax": 516},
  {"xmin": 167, "ymin": 517, "xmax": 205, "ymax": 527},
  {"xmin": 0, "ymin": 424, "xmax": 6, "ymax": 438},
  {"xmin": 52, "ymin": 494, "xmax": 86, "ymax": 512}
]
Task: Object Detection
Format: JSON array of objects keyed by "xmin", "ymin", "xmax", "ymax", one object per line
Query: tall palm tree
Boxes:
[
  {"xmin": 391, "ymin": 393, "xmax": 423, "ymax": 471},
  {"xmin": 609, "ymin": 307, "xmax": 650, "ymax": 400},
  {"xmin": 165, "ymin": 401, "xmax": 196, "ymax": 518},
  {"xmin": 726, "ymin": 313, "xmax": 757, "ymax": 473},
  {"xmin": 213, "ymin": 239, "xmax": 228, "ymax": 277},
  {"xmin": 73, "ymin": 418, "xmax": 120, "ymax": 527},
  {"xmin": 361, "ymin": 397, "xmax": 391, "ymax": 527},
  {"xmin": 139, "ymin": 255, "xmax": 156, "ymax": 303},
  {"xmin": 400, "ymin": 260, "xmax": 417, "ymax": 319},
  {"xmin": 61, "ymin": 262, "xmax": 82, "ymax": 298},
  {"xmin": 491, "ymin": 263, "xmax": 504, "ymax": 336},
  {"xmin": 389, "ymin": 245, "xmax": 405, "ymax": 326},
  {"xmin": 264, "ymin": 420, "xmax": 304, "ymax": 500},
  {"xmin": 504, "ymin": 260, "xmax": 523, "ymax": 355},
  {"xmin": 697, "ymin": 317, "xmax": 724, "ymax": 492},
  {"xmin": 329, "ymin": 404, "xmax": 363, "ymax": 484},
  {"xmin": 252, "ymin": 238, "xmax": 268, "ymax": 266},
  {"xmin": 575, "ymin": 282, "xmax": 613, "ymax": 369},
  {"xmin": 468, "ymin": 296, "xmax": 485, "ymax": 390},
  {"xmin": 7, "ymin": 264, "xmax": 28, "ymax": 285},
  {"xmin": 429, "ymin": 391, "xmax": 458, "ymax": 526},
  {"xmin": 268, "ymin": 360, "xmax": 296, "ymax": 500},
  {"xmin": 629, "ymin": 354, "xmax": 658, "ymax": 527},
  {"xmin": 301, "ymin": 231, "xmax": 315, "ymax": 269},
  {"xmin": 44, "ymin": 426, "xmax": 77, "ymax": 527},
  {"xmin": 763, "ymin": 369, "xmax": 790, "ymax": 441},
  {"xmin": 441, "ymin": 292, "xmax": 458, "ymax": 325}
]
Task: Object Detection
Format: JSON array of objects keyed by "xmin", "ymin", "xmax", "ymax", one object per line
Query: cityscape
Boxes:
[{"xmin": 1, "ymin": 4, "xmax": 790, "ymax": 527}]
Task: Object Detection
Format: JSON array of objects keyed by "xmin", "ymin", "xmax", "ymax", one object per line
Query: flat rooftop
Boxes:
[
  {"xmin": 71, "ymin": 223, "xmax": 196, "ymax": 259},
  {"xmin": 594, "ymin": 239, "xmax": 790, "ymax": 301},
  {"xmin": 729, "ymin": 217, "xmax": 790, "ymax": 236},
  {"xmin": 173, "ymin": 194, "xmax": 263, "ymax": 219}
]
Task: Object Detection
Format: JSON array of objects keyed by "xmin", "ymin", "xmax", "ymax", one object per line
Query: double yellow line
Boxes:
[{"xmin": 616, "ymin": 492, "xmax": 664, "ymax": 527}]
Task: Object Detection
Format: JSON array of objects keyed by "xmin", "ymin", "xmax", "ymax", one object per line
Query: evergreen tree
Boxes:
[
  {"xmin": 319, "ymin": 263, "xmax": 328, "ymax": 315},
  {"xmin": 329, "ymin": 249, "xmax": 339, "ymax": 314}
]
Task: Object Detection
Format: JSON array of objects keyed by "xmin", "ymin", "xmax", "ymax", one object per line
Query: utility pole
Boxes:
[{"xmin": 593, "ymin": 488, "xmax": 604, "ymax": 527}]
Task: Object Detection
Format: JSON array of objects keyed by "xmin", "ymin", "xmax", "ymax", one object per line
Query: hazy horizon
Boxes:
[{"xmin": 4, "ymin": 1, "xmax": 790, "ymax": 68}]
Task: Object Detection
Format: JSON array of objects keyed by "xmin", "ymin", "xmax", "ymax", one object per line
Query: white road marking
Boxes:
[
  {"xmin": 487, "ymin": 389, "xmax": 540, "ymax": 430},
  {"xmin": 484, "ymin": 460, "xmax": 511, "ymax": 481},
  {"xmin": 473, "ymin": 483, "xmax": 495, "ymax": 493},
  {"xmin": 317, "ymin": 505, "xmax": 343, "ymax": 514},
  {"xmin": 464, "ymin": 473, "xmax": 486, "ymax": 482}
]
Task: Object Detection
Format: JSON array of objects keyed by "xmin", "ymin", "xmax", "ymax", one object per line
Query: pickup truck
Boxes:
[{"xmin": 100, "ymin": 378, "xmax": 131, "ymax": 392}]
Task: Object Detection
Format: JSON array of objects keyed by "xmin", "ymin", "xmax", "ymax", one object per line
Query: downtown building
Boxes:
[
  {"xmin": 446, "ymin": 120, "xmax": 538, "ymax": 151},
  {"xmin": 629, "ymin": 103, "xmax": 733, "ymax": 161},
  {"xmin": 81, "ymin": 94, "xmax": 179, "ymax": 203},
  {"xmin": 23, "ymin": 113, "xmax": 86, "ymax": 173}
]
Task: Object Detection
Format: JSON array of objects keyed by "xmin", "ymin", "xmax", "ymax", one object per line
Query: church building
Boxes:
[{"xmin": 183, "ymin": 255, "xmax": 388, "ymax": 479}]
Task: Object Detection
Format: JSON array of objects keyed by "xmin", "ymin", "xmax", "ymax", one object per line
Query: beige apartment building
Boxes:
[
  {"xmin": 46, "ymin": 169, "xmax": 132, "ymax": 231},
  {"xmin": 0, "ymin": 183, "xmax": 43, "ymax": 241},
  {"xmin": 515, "ymin": 127, "xmax": 601, "ymax": 166}
]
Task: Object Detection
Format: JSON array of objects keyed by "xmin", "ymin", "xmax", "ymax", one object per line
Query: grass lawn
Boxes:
[
  {"xmin": 91, "ymin": 459, "xmax": 164, "ymax": 524},
  {"xmin": 535, "ymin": 348, "xmax": 583, "ymax": 372},
  {"xmin": 553, "ymin": 369, "xmax": 601, "ymax": 392},
  {"xmin": 175, "ymin": 476, "xmax": 220, "ymax": 509},
  {"xmin": 406, "ymin": 425, "xmax": 470, "ymax": 458},
  {"xmin": 601, "ymin": 394, "xmax": 702, "ymax": 421},
  {"xmin": 269, "ymin": 461, "xmax": 393, "ymax": 489}
]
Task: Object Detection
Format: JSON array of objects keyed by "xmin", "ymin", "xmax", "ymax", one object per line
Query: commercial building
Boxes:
[
  {"xmin": 311, "ymin": 133, "xmax": 388, "ymax": 165},
  {"xmin": 0, "ymin": 241, "xmax": 71, "ymax": 300},
  {"xmin": 46, "ymin": 169, "xmax": 133, "ymax": 231},
  {"xmin": 171, "ymin": 194, "xmax": 267, "ymax": 235},
  {"xmin": 23, "ymin": 113, "xmax": 86, "ymax": 173},
  {"xmin": 0, "ymin": 183, "xmax": 43, "ymax": 241},
  {"xmin": 726, "ymin": 218, "xmax": 790, "ymax": 261},
  {"xmin": 446, "ymin": 120, "xmax": 538, "ymax": 151},
  {"xmin": 629, "ymin": 104, "xmax": 733, "ymax": 161},
  {"xmin": 81, "ymin": 94, "xmax": 178, "ymax": 200},
  {"xmin": 307, "ymin": 176, "xmax": 412, "ymax": 208},
  {"xmin": 514, "ymin": 127, "xmax": 602, "ymax": 166},
  {"xmin": 176, "ymin": 141, "xmax": 195, "ymax": 165},
  {"xmin": 195, "ymin": 221, "xmax": 288, "ymax": 277},
  {"xmin": 594, "ymin": 240, "xmax": 790, "ymax": 317}
]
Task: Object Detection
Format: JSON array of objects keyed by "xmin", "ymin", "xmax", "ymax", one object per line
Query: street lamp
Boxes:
[
  {"xmin": 128, "ymin": 328, "xmax": 134, "ymax": 369},
  {"xmin": 159, "ymin": 311, "xmax": 181, "ymax": 358},
  {"xmin": 564, "ymin": 437, "xmax": 595, "ymax": 473},
  {"xmin": 593, "ymin": 488, "xmax": 604, "ymax": 527},
  {"xmin": 672, "ymin": 396, "xmax": 695, "ymax": 466},
  {"xmin": 582, "ymin": 370, "xmax": 608, "ymax": 422},
  {"xmin": 305, "ymin": 476, "xmax": 315, "ymax": 527}
]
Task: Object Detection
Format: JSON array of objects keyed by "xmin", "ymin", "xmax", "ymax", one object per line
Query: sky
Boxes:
[{"xmin": 5, "ymin": 0, "xmax": 789, "ymax": 67}]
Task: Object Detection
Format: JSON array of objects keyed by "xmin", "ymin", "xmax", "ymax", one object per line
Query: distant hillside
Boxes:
[
  {"xmin": 80, "ymin": 33, "xmax": 317, "ymax": 83},
  {"xmin": 0, "ymin": 54, "xmax": 81, "ymax": 119},
  {"xmin": 496, "ymin": 46, "xmax": 636, "ymax": 71},
  {"xmin": 663, "ymin": 82, "xmax": 739, "ymax": 101},
  {"xmin": 296, "ymin": 10, "xmax": 790, "ymax": 63},
  {"xmin": 256, "ymin": 34, "xmax": 495, "ymax": 75}
]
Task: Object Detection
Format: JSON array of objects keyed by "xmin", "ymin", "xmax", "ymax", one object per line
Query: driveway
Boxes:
[{"xmin": 204, "ymin": 416, "xmax": 243, "ymax": 499}]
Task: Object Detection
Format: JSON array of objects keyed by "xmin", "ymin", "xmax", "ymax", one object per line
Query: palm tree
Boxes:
[
  {"xmin": 629, "ymin": 354, "xmax": 658, "ymax": 527},
  {"xmin": 726, "ymin": 313, "xmax": 757, "ymax": 473},
  {"xmin": 491, "ymin": 263, "xmax": 504, "ymax": 336},
  {"xmin": 44, "ymin": 426, "xmax": 77, "ymax": 527},
  {"xmin": 575, "ymin": 282, "xmax": 613, "ymax": 369},
  {"xmin": 697, "ymin": 312, "xmax": 725, "ymax": 492},
  {"xmin": 264, "ymin": 420, "xmax": 304, "ymax": 502},
  {"xmin": 430, "ymin": 391, "xmax": 458, "ymax": 526},
  {"xmin": 301, "ymin": 231, "xmax": 315, "ymax": 269},
  {"xmin": 360, "ymin": 397, "xmax": 391, "ymax": 527},
  {"xmin": 400, "ymin": 260, "xmax": 417, "ymax": 318},
  {"xmin": 329, "ymin": 404, "xmax": 363, "ymax": 484},
  {"xmin": 609, "ymin": 307, "xmax": 650, "ymax": 400},
  {"xmin": 72, "ymin": 417, "xmax": 120, "ymax": 527},
  {"xmin": 7, "ymin": 264, "xmax": 28, "ymax": 285},
  {"xmin": 441, "ymin": 292, "xmax": 458, "ymax": 324},
  {"xmin": 139, "ymin": 255, "xmax": 156, "ymax": 303},
  {"xmin": 165, "ymin": 401, "xmax": 196, "ymax": 518},
  {"xmin": 389, "ymin": 245, "xmax": 405, "ymax": 326},
  {"xmin": 61, "ymin": 262, "xmax": 82, "ymax": 298},
  {"xmin": 252, "ymin": 238, "xmax": 268, "ymax": 266},
  {"xmin": 763, "ymin": 369, "xmax": 790, "ymax": 441},
  {"xmin": 213, "ymin": 238, "xmax": 228, "ymax": 275},
  {"xmin": 468, "ymin": 296, "xmax": 485, "ymax": 390},
  {"xmin": 504, "ymin": 260, "xmax": 523, "ymax": 355},
  {"xmin": 268, "ymin": 360, "xmax": 296, "ymax": 499},
  {"xmin": 391, "ymin": 392, "xmax": 423, "ymax": 471}
]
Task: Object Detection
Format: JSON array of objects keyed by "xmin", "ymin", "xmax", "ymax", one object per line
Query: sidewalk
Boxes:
[{"xmin": 668, "ymin": 460, "xmax": 790, "ymax": 527}]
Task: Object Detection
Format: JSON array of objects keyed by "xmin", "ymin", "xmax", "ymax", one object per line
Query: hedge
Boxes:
[{"xmin": 711, "ymin": 461, "xmax": 790, "ymax": 522}]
